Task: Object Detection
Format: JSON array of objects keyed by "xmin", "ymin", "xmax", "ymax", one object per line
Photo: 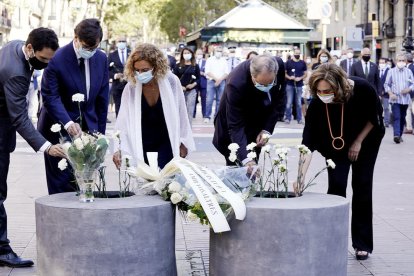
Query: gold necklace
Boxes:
[{"xmin": 325, "ymin": 103, "xmax": 345, "ymax": 150}]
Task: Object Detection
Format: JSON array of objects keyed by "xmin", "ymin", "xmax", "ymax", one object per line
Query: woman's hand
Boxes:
[
  {"xmin": 113, "ymin": 151, "xmax": 121, "ymax": 169},
  {"xmin": 182, "ymin": 86, "xmax": 187, "ymax": 92},
  {"xmin": 180, "ymin": 143, "xmax": 188, "ymax": 158},
  {"xmin": 348, "ymin": 141, "xmax": 361, "ymax": 162}
]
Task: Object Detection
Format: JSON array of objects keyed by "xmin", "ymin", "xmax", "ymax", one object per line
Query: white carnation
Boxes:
[
  {"xmin": 58, "ymin": 159, "xmax": 68, "ymax": 171},
  {"xmin": 262, "ymin": 145, "xmax": 271, "ymax": 153},
  {"xmin": 109, "ymin": 62, "xmax": 114, "ymax": 67},
  {"xmin": 187, "ymin": 210, "xmax": 199, "ymax": 222},
  {"xmin": 297, "ymin": 144, "xmax": 311, "ymax": 155},
  {"xmin": 228, "ymin": 153, "xmax": 237, "ymax": 162},
  {"xmin": 246, "ymin": 142, "xmax": 257, "ymax": 151},
  {"xmin": 247, "ymin": 151, "xmax": 257, "ymax": 159},
  {"xmin": 62, "ymin": 142, "xmax": 71, "ymax": 154},
  {"xmin": 80, "ymin": 134, "xmax": 90, "ymax": 145},
  {"xmin": 170, "ymin": 192, "xmax": 183, "ymax": 204},
  {"xmin": 50, "ymin": 123, "xmax": 61, "ymax": 133},
  {"xmin": 168, "ymin": 181, "xmax": 182, "ymax": 193},
  {"xmin": 326, "ymin": 159, "xmax": 336, "ymax": 169},
  {"xmin": 72, "ymin": 93, "xmax": 85, "ymax": 102},
  {"xmin": 228, "ymin": 143, "xmax": 240, "ymax": 152},
  {"xmin": 73, "ymin": 138, "xmax": 84, "ymax": 150}
]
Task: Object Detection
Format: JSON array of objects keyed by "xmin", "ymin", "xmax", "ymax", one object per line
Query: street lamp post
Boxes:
[{"xmin": 403, "ymin": 0, "xmax": 414, "ymax": 51}]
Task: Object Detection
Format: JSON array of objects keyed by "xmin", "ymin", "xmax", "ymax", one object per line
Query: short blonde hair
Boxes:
[
  {"xmin": 308, "ymin": 63, "xmax": 353, "ymax": 103},
  {"xmin": 124, "ymin": 43, "xmax": 169, "ymax": 84}
]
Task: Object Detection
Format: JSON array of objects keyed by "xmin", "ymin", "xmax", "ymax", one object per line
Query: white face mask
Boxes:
[
  {"xmin": 317, "ymin": 93, "xmax": 334, "ymax": 104},
  {"xmin": 320, "ymin": 56, "xmax": 328, "ymax": 63},
  {"xmin": 379, "ymin": 63, "xmax": 386, "ymax": 70},
  {"xmin": 347, "ymin": 52, "xmax": 354, "ymax": 59},
  {"xmin": 397, "ymin": 62, "xmax": 406, "ymax": 69},
  {"xmin": 183, "ymin": 53, "xmax": 192, "ymax": 61},
  {"xmin": 306, "ymin": 58, "xmax": 311, "ymax": 64},
  {"xmin": 215, "ymin": 52, "xmax": 222, "ymax": 59}
]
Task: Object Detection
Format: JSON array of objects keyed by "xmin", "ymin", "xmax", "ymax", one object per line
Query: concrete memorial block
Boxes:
[
  {"xmin": 35, "ymin": 193, "xmax": 176, "ymax": 276},
  {"xmin": 210, "ymin": 193, "xmax": 349, "ymax": 276}
]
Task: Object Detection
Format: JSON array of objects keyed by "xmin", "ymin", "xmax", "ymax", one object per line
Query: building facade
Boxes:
[{"xmin": 309, "ymin": 0, "xmax": 409, "ymax": 61}]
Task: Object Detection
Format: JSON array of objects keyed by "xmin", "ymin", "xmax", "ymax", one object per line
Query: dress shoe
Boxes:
[
  {"xmin": 355, "ymin": 249, "xmax": 369, "ymax": 260},
  {"xmin": 0, "ymin": 252, "xmax": 34, "ymax": 268},
  {"xmin": 393, "ymin": 136, "xmax": 400, "ymax": 144}
]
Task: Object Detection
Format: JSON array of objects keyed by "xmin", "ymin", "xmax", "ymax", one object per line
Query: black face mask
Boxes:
[
  {"xmin": 362, "ymin": 55, "xmax": 371, "ymax": 62},
  {"xmin": 28, "ymin": 55, "xmax": 48, "ymax": 70},
  {"xmin": 294, "ymin": 55, "xmax": 300, "ymax": 60}
]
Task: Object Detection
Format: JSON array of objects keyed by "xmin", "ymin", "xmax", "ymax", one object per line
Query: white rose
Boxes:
[
  {"xmin": 170, "ymin": 192, "xmax": 183, "ymax": 204},
  {"xmin": 326, "ymin": 159, "xmax": 336, "ymax": 169},
  {"xmin": 50, "ymin": 123, "xmax": 61, "ymax": 133},
  {"xmin": 73, "ymin": 138, "xmax": 84, "ymax": 150},
  {"xmin": 58, "ymin": 159, "xmax": 68, "ymax": 170},
  {"xmin": 81, "ymin": 134, "xmax": 90, "ymax": 145},
  {"xmin": 168, "ymin": 181, "xmax": 182, "ymax": 193},
  {"xmin": 228, "ymin": 153, "xmax": 237, "ymax": 163},
  {"xmin": 72, "ymin": 93, "xmax": 85, "ymax": 102},
  {"xmin": 262, "ymin": 145, "xmax": 271, "ymax": 153},
  {"xmin": 246, "ymin": 142, "xmax": 257, "ymax": 151},
  {"xmin": 247, "ymin": 151, "xmax": 257, "ymax": 159},
  {"xmin": 187, "ymin": 210, "xmax": 199, "ymax": 222},
  {"xmin": 228, "ymin": 143, "xmax": 240, "ymax": 152}
]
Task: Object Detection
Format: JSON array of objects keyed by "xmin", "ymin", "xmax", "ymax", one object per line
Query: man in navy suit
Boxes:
[
  {"xmin": 350, "ymin": 48, "xmax": 381, "ymax": 95},
  {"xmin": 38, "ymin": 18, "xmax": 109, "ymax": 194},
  {"xmin": 213, "ymin": 55, "xmax": 285, "ymax": 166},
  {"xmin": 339, "ymin": 47, "xmax": 357, "ymax": 76},
  {"xmin": 0, "ymin": 27, "xmax": 64, "ymax": 267},
  {"xmin": 378, "ymin": 57, "xmax": 390, "ymax": 127},
  {"xmin": 108, "ymin": 36, "xmax": 130, "ymax": 117},
  {"xmin": 195, "ymin": 49, "xmax": 207, "ymax": 118}
]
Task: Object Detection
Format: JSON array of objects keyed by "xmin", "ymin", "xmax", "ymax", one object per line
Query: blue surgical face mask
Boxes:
[
  {"xmin": 117, "ymin": 42, "xmax": 127, "ymax": 50},
  {"xmin": 78, "ymin": 47, "xmax": 97, "ymax": 60},
  {"xmin": 135, "ymin": 70, "xmax": 154, "ymax": 84},
  {"xmin": 254, "ymin": 78, "xmax": 275, "ymax": 93}
]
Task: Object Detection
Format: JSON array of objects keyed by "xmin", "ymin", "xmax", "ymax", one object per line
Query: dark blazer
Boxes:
[
  {"xmin": 339, "ymin": 58, "xmax": 357, "ymax": 75},
  {"xmin": 196, "ymin": 59, "xmax": 207, "ymax": 90},
  {"xmin": 38, "ymin": 41, "xmax": 109, "ymax": 142},
  {"xmin": 0, "ymin": 40, "xmax": 47, "ymax": 152},
  {"xmin": 108, "ymin": 48, "xmax": 130, "ymax": 93},
  {"xmin": 213, "ymin": 58, "xmax": 285, "ymax": 161},
  {"xmin": 379, "ymin": 67, "xmax": 389, "ymax": 98},
  {"xmin": 350, "ymin": 60, "xmax": 381, "ymax": 95},
  {"xmin": 167, "ymin": 55, "xmax": 176, "ymax": 71}
]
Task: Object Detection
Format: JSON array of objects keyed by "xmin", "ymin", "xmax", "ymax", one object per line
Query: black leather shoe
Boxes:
[{"xmin": 0, "ymin": 252, "xmax": 34, "ymax": 268}]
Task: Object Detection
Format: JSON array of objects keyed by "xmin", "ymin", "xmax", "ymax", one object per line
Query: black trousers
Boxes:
[
  {"xmin": 327, "ymin": 142, "xmax": 381, "ymax": 253},
  {"xmin": 0, "ymin": 118, "xmax": 16, "ymax": 254},
  {"xmin": 44, "ymin": 153, "xmax": 77, "ymax": 195}
]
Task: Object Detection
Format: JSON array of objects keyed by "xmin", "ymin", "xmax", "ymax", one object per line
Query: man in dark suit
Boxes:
[
  {"xmin": 195, "ymin": 48, "xmax": 207, "ymax": 118},
  {"xmin": 350, "ymin": 48, "xmax": 381, "ymax": 95},
  {"xmin": 213, "ymin": 55, "xmax": 285, "ymax": 167},
  {"xmin": 38, "ymin": 19, "xmax": 109, "ymax": 194},
  {"xmin": 339, "ymin": 47, "xmax": 357, "ymax": 76},
  {"xmin": 378, "ymin": 57, "xmax": 390, "ymax": 127},
  {"xmin": 108, "ymin": 36, "xmax": 130, "ymax": 117},
  {"xmin": 0, "ymin": 28, "xmax": 64, "ymax": 268}
]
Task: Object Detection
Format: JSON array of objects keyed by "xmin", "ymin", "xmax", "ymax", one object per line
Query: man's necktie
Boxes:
[
  {"xmin": 231, "ymin": 58, "xmax": 234, "ymax": 70},
  {"xmin": 79, "ymin": 58, "xmax": 87, "ymax": 98},
  {"xmin": 364, "ymin": 63, "xmax": 369, "ymax": 78},
  {"xmin": 380, "ymin": 69, "xmax": 383, "ymax": 79},
  {"xmin": 121, "ymin": 50, "xmax": 125, "ymax": 65}
]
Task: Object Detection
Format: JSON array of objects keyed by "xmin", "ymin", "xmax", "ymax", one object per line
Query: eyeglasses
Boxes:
[
  {"xmin": 253, "ymin": 78, "xmax": 276, "ymax": 87},
  {"xmin": 135, "ymin": 68, "xmax": 153, "ymax": 73},
  {"xmin": 118, "ymin": 40, "xmax": 126, "ymax": 43}
]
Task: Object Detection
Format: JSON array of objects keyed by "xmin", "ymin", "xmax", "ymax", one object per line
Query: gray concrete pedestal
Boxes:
[
  {"xmin": 210, "ymin": 193, "xmax": 349, "ymax": 276},
  {"xmin": 35, "ymin": 193, "xmax": 176, "ymax": 276}
]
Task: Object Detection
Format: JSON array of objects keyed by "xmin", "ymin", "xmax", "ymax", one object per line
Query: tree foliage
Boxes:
[{"xmin": 103, "ymin": 0, "xmax": 307, "ymax": 43}]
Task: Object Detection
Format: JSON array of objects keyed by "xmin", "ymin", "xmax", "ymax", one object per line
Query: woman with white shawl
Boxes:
[{"xmin": 113, "ymin": 43, "xmax": 195, "ymax": 169}]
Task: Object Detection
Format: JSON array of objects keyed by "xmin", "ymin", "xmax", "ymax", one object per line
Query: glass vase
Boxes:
[{"xmin": 75, "ymin": 169, "xmax": 96, "ymax": 203}]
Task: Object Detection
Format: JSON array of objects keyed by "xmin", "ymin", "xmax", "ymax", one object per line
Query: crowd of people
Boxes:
[{"xmin": 1, "ymin": 16, "xmax": 413, "ymax": 268}]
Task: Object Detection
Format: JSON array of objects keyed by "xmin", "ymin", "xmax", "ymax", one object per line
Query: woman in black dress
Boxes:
[{"xmin": 299, "ymin": 63, "xmax": 385, "ymax": 260}]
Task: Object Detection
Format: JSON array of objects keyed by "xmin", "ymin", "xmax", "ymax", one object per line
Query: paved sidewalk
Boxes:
[{"xmin": 1, "ymin": 113, "xmax": 414, "ymax": 275}]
